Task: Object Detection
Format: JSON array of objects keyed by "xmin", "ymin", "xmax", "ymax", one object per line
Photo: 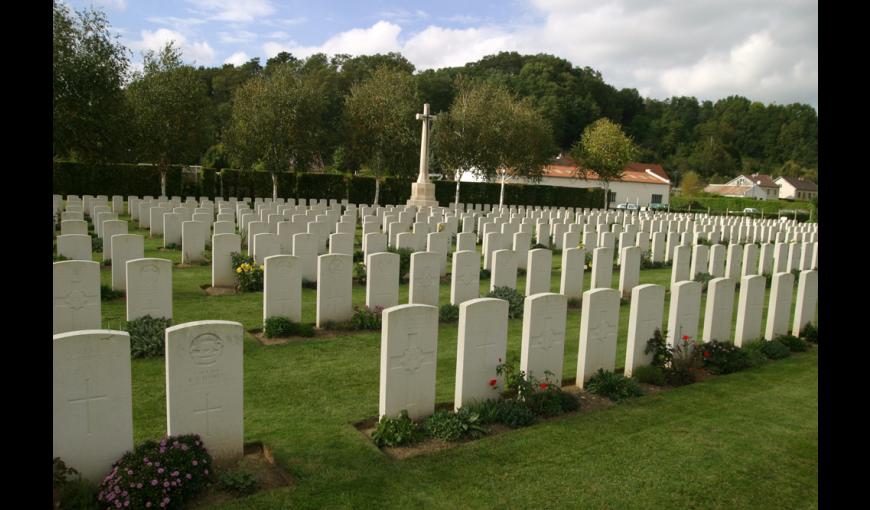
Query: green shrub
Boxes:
[
  {"xmin": 742, "ymin": 341, "xmax": 769, "ymax": 367},
  {"xmin": 498, "ymin": 399, "xmax": 539, "ymax": 428},
  {"xmin": 352, "ymin": 249, "xmax": 365, "ymax": 263},
  {"xmin": 644, "ymin": 328, "xmax": 671, "ymax": 368},
  {"xmin": 263, "ymin": 316, "xmax": 315, "ymax": 338},
  {"xmin": 372, "ymin": 410, "xmax": 423, "ymax": 447},
  {"xmin": 100, "ymin": 284, "xmax": 123, "ymax": 301},
  {"xmin": 693, "ymin": 272, "xmax": 713, "ymax": 291},
  {"xmin": 486, "ymin": 286, "xmax": 525, "ymax": 319},
  {"xmin": 423, "ymin": 408, "xmax": 488, "ymax": 441},
  {"xmin": 387, "ymin": 247, "xmax": 413, "ymax": 282},
  {"xmin": 761, "ymin": 340, "xmax": 792, "ymax": 360},
  {"xmin": 351, "ymin": 306, "xmax": 383, "ymax": 330},
  {"xmin": 775, "ymin": 334, "xmax": 809, "ymax": 352},
  {"xmin": 632, "ymin": 365, "xmax": 667, "ymax": 386},
  {"xmin": 526, "ymin": 385, "xmax": 579, "ymax": 417},
  {"xmin": 585, "ymin": 369, "xmax": 644, "ymax": 401},
  {"xmin": 567, "ymin": 297, "xmax": 581, "ymax": 308},
  {"xmin": 667, "ymin": 335, "xmax": 702, "ymax": 386},
  {"xmin": 800, "ymin": 323, "xmax": 818, "ymax": 343},
  {"xmin": 231, "ymin": 252, "xmax": 263, "ymax": 292},
  {"xmin": 164, "ymin": 243, "xmax": 181, "ymax": 250},
  {"xmin": 91, "ymin": 234, "xmax": 102, "ymax": 252},
  {"xmin": 353, "ymin": 261, "xmax": 367, "ymax": 284},
  {"xmin": 439, "ymin": 304, "xmax": 460, "ymax": 322},
  {"xmin": 700, "ymin": 341, "xmax": 752, "ymax": 374},
  {"xmin": 125, "ymin": 315, "xmax": 173, "ymax": 358},
  {"xmin": 479, "ymin": 268, "xmax": 491, "ymax": 280},
  {"xmin": 54, "ymin": 457, "xmax": 100, "ymax": 510},
  {"xmin": 301, "ymin": 278, "xmax": 317, "ymax": 290},
  {"xmin": 54, "ymin": 254, "xmax": 70, "ymax": 262},
  {"xmin": 218, "ymin": 470, "xmax": 258, "ymax": 496},
  {"xmin": 98, "ymin": 434, "xmax": 213, "ymax": 509}
]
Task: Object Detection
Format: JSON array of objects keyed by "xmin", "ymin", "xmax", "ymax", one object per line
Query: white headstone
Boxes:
[
  {"xmin": 618, "ymin": 246, "xmax": 641, "ymax": 299},
  {"xmin": 316, "ymin": 254, "xmax": 353, "ymax": 327},
  {"xmin": 450, "ymin": 250, "xmax": 481, "ymax": 305},
  {"xmin": 792, "ymin": 270, "xmax": 818, "ymax": 336},
  {"xmin": 576, "ymin": 288, "xmax": 620, "ymax": 388},
  {"xmin": 366, "ymin": 252, "xmax": 399, "ymax": 309},
  {"xmin": 702, "ymin": 277, "xmax": 736, "ymax": 343},
  {"xmin": 379, "ymin": 304, "xmax": 439, "ymax": 420},
  {"xmin": 491, "ymin": 249, "xmax": 517, "ymax": 291},
  {"xmin": 454, "ymin": 298, "xmax": 508, "ymax": 410},
  {"xmin": 591, "ymin": 246, "xmax": 613, "ymax": 289},
  {"xmin": 182, "ymin": 221, "xmax": 207, "ymax": 264},
  {"xmin": 165, "ymin": 320, "xmax": 244, "ymax": 462},
  {"xmin": 734, "ymin": 275, "xmax": 766, "ymax": 346},
  {"xmin": 560, "ymin": 247, "xmax": 585, "ymax": 300},
  {"xmin": 409, "ymin": 252, "xmax": 441, "ymax": 306},
  {"xmin": 53, "ymin": 261, "xmax": 101, "ymax": 334},
  {"xmin": 624, "ymin": 284, "xmax": 665, "ymax": 377},
  {"xmin": 126, "ymin": 258, "xmax": 172, "ymax": 321},
  {"xmin": 212, "ymin": 233, "xmax": 241, "ymax": 288},
  {"xmin": 666, "ymin": 280, "xmax": 702, "ymax": 347},
  {"xmin": 764, "ymin": 272, "xmax": 794, "ymax": 340},
  {"xmin": 53, "ymin": 329, "xmax": 133, "ymax": 482},
  {"xmin": 526, "ymin": 248, "xmax": 552, "ymax": 296},
  {"xmin": 263, "ymin": 255, "xmax": 302, "ymax": 325},
  {"xmin": 520, "ymin": 293, "xmax": 567, "ymax": 385},
  {"xmin": 57, "ymin": 234, "xmax": 92, "ymax": 261}
]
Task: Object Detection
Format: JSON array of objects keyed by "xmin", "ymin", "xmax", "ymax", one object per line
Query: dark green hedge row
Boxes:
[
  {"xmin": 55, "ymin": 163, "xmax": 605, "ymax": 209},
  {"xmin": 53, "ymin": 161, "xmax": 184, "ymax": 197}
]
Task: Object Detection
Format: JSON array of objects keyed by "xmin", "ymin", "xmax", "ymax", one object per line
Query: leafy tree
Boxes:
[
  {"xmin": 224, "ymin": 61, "xmax": 338, "ymax": 199},
  {"xmin": 431, "ymin": 76, "xmax": 556, "ymax": 209},
  {"xmin": 344, "ymin": 65, "xmax": 421, "ymax": 205},
  {"xmin": 53, "ymin": 0, "xmax": 130, "ymax": 162},
  {"xmin": 570, "ymin": 118, "xmax": 639, "ymax": 209},
  {"xmin": 126, "ymin": 43, "xmax": 214, "ymax": 195},
  {"xmin": 680, "ymin": 170, "xmax": 704, "ymax": 196}
]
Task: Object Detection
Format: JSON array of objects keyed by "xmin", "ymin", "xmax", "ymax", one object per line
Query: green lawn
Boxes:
[{"xmin": 61, "ymin": 212, "xmax": 818, "ymax": 508}]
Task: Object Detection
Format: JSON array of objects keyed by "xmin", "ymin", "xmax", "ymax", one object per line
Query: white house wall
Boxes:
[{"xmin": 460, "ymin": 174, "xmax": 670, "ymax": 207}]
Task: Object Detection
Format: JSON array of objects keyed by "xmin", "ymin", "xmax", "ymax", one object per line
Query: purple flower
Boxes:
[
  {"xmin": 106, "ymin": 493, "xmax": 116, "ymax": 501},
  {"xmin": 171, "ymin": 471, "xmax": 179, "ymax": 477},
  {"xmin": 192, "ymin": 460, "xmax": 198, "ymax": 466},
  {"xmin": 145, "ymin": 503, "xmax": 152, "ymax": 508},
  {"xmin": 159, "ymin": 447, "xmax": 166, "ymax": 453},
  {"xmin": 157, "ymin": 467, "xmax": 164, "ymax": 474},
  {"xmin": 136, "ymin": 483, "xmax": 142, "ymax": 489},
  {"xmin": 163, "ymin": 481, "xmax": 170, "ymax": 488},
  {"xmin": 151, "ymin": 479, "xmax": 158, "ymax": 486},
  {"xmin": 186, "ymin": 474, "xmax": 192, "ymax": 480},
  {"xmin": 124, "ymin": 502, "xmax": 129, "ymax": 507},
  {"xmin": 204, "ymin": 469, "xmax": 209, "ymax": 475},
  {"xmin": 127, "ymin": 469, "xmax": 134, "ymax": 475},
  {"xmin": 181, "ymin": 444, "xmax": 189, "ymax": 451}
]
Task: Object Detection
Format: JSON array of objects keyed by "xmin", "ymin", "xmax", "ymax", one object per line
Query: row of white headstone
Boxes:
[
  {"xmin": 53, "ymin": 320, "xmax": 244, "ymax": 483},
  {"xmin": 379, "ymin": 268, "xmax": 818, "ymax": 421}
]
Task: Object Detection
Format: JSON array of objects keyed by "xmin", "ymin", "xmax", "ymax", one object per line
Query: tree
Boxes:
[
  {"xmin": 126, "ymin": 43, "xmax": 214, "ymax": 196},
  {"xmin": 680, "ymin": 170, "xmax": 704, "ymax": 196},
  {"xmin": 344, "ymin": 66, "xmax": 421, "ymax": 205},
  {"xmin": 431, "ymin": 76, "xmax": 556, "ymax": 210},
  {"xmin": 53, "ymin": 0, "xmax": 130, "ymax": 162},
  {"xmin": 570, "ymin": 118, "xmax": 639, "ymax": 209},
  {"xmin": 224, "ymin": 61, "xmax": 337, "ymax": 199}
]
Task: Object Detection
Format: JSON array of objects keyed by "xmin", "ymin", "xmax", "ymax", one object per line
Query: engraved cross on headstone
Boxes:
[
  {"xmin": 68, "ymin": 378, "xmax": 108, "ymax": 434},
  {"xmin": 193, "ymin": 393, "xmax": 223, "ymax": 436}
]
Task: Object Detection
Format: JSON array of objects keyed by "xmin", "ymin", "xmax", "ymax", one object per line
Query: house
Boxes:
[
  {"xmin": 723, "ymin": 174, "xmax": 780, "ymax": 200},
  {"xmin": 462, "ymin": 155, "xmax": 671, "ymax": 207},
  {"xmin": 774, "ymin": 176, "xmax": 818, "ymax": 201},
  {"xmin": 703, "ymin": 184, "xmax": 768, "ymax": 200}
]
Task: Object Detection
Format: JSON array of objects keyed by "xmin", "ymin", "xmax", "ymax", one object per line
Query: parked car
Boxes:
[
  {"xmin": 649, "ymin": 203, "xmax": 667, "ymax": 210},
  {"xmin": 615, "ymin": 203, "xmax": 639, "ymax": 210},
  {"xmin": 742, "ymin": 207, "xmax": 760, "ymax": 214}
]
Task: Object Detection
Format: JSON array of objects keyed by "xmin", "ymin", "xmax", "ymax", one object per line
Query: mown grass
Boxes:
[{"xmin": 60, "ymin": 210, "xmax": 817, "ymax": 508}]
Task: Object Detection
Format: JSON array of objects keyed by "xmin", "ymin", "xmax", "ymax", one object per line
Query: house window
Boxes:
[
  {"xmin": 608, "ymin": 191, "xmax": 617, "ymax": 203},
  {"xmin": 651, "ymin": 194, "xmax": 662, "ymax": 204}
]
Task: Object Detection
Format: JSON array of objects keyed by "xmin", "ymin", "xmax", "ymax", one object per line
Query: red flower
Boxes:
[
  {"xmin": 540, "ymin": 383, "xmax": 549, "ymax": 390},
  {"xmin": 488, "ymin": 378, "xmax": 497, "ymax": 387},
  {"xmin": 682, "ymin": 335, "xmax": 689, "ymax": 341},
  {"xmin": 703, "ymin": 351, "xmax": 711, "ymax": 358}
]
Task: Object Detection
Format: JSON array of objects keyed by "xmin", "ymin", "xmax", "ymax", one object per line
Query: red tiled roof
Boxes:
[
  {"xmin": 776, "ymin": 176, "xmax": 818, "ymax": 192},
  {"xmin": 704, "ymin": 184, "xmax": 754, "ymax": 196},
  {"xmin": 748, "ymin": 174, "xmax": 778, "ymax": 188},
  {"xmin": 543, "ymin": 155, "xmax": 670, "ymax": 185}
]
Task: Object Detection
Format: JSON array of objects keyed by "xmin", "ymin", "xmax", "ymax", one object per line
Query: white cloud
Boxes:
[
  {"xmin": 403, "ymin": 26, "xmax": 518, "ymax": 69},
  {"xmin": 263, "ymin": 21, "xmax": 402, "ymax": 58},
  {"xmin": 89, "ymin": 0, "xmax": 127, "ymax": 10},
  {"xmin": 187, "ymin": 0, "xmax": 275, "ymax": 23},
  {"xmin": 218, "ymin": 30, "xmax": 257, "ymax": 44},
  {"xmin": 130, "ymin": 28, "xmax": 216, "ymax": 65},
  {"xmin": 224, "ymin": 51, "xmax": 250, "ymax": 66}
]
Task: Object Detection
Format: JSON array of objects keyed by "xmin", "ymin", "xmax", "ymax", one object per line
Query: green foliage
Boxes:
[
  {"xmin": 301, "ymin": 278, "xmax": 318, "ymax": 290},
  {"xmin": 263, "ymin": 316, "xmax": 315, "ymax": 338},
  {"xmin": 423, "ymin": 408, "xmax": 488, "ymax": 442},
  {"xmin": 218, "ymin": 470, "xmax": 258, "ymax": 496},
  {"xmin": 693, "ymin": 272, "xmax": 713, "ymax": 292},
  {"xmin": 775, "ymin": 334, "xmax": 809, "ymax": 352},
  {"xmin": 632, "ymin": 365, "xmax": 667, "ymax": 386},
  {"xmin": 56, "ymin": 479, "xmax": 100, "ymax": 510},
  {"xmin": 387, "ymin": 247, "xmax": 413, "ymax": 282},
  {"xmin": 353, "ymin": 261, "xmax": 367, "ymax": 284},
  {"xmin": 567, "ymin": 297, "xmax": 582, "ymax": 309},
  {"xmin": 479, "ymin": 268, "xmax": 491, "ymax": 280},
  {"xmin": 53, "ymin": 161, "xmax": 184, "ymax": 197},
  {"xmin": 98, "ymin": 434, "xmax": 213, "ymax": 509},
  {"xmin": 700, "ymin": 341, "xmax": 752, "ymax": 375},
  {"xmin": 100, "ymin": 284, "xmax": 123, "ymax": 301},
  {"xmin": 644, "ymin": 328, "xmax": 671, "ymax": 368},
  {"xmin": 231, "ymin": 252, "xmax": 263, "ymax": 292},
  {"xmin": 640, "ymin": 252, "xmax": 667, "ymax": 269},
  {"xmin": 495, "ymin": 359, "xmax": 537, "ymax": 401},
  {"xmin": 485, "ymin": 286, "xmax": 525, "ymax": 319},
  {"xmin": 350, "ymin": 306, "xmax": 383, "ymax": 330},
  {"xmin": 526, "ymin": 385, "xmax": 579, "ymax": 417},
  {"xmin": 53, "ymin": 1, "xmax": 130, "ymax": 163},
  {"xmin": 585, "ymin": 369, "xmax": 644, "ymax": 401},
  {"xmin": 90, "ymin": 233, "xmax": 102, "ymax": 253},
  {"xmin": 571, "ymin": 118, "xmax": 638, "ymax": 208},
  {"xmin": 372, "ymin": 410, "xmax": 423, "ymax": 447},
  {"xmin": 799, "ymin": 323, "xmax": 818, "ymax": 344},
  {"xmin": 298, "ymin": 173, "xmax": 347, "ymax": 200},
  {"xmin": 668, "ymin": 336, "xmax": 702, "ymax": 386},
  {"xmin": 742, "ymin": 341, "xmax": 770, "ymax": 367},
  {"xmin": 464, "ymin": 399, "xmax": 538, "ymax": 429},
  {"xmin": 125, "ymin": 315, "xmax": 173, "ymax": 358},
  {"xmin": 439, "ymin": 304, "xmax": 460, "ymax": 322},
  {"xmin": 761, "ymin": 340, "xmax": 792, "ymax": 360}
]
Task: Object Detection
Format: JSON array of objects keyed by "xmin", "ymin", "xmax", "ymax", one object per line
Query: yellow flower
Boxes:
[{"xmin": 236, "ymin": 267, "xmax": 242, "ymax": 273}]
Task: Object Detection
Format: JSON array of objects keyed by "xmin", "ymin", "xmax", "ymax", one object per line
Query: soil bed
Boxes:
[{"xmin": 189, "ymin": 442, "xmax": 293, "ymax": 509}]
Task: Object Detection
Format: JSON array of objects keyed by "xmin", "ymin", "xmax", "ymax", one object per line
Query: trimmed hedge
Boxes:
[
  {"xmin": 53, "ymin": 161, "xmax": 184, "ymax": 197},
  {"xmin": 298, "ymin": 173, "xmax": 346, "ymax": 201},
  {"xmin": 55, "ymin": 162, "xmax": 605, "ymax": 209}
]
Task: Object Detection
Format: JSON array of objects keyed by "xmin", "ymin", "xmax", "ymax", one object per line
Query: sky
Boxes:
[{"xmin": 68, "ymin": 0, "xmax": 818, "ymax": 109}]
